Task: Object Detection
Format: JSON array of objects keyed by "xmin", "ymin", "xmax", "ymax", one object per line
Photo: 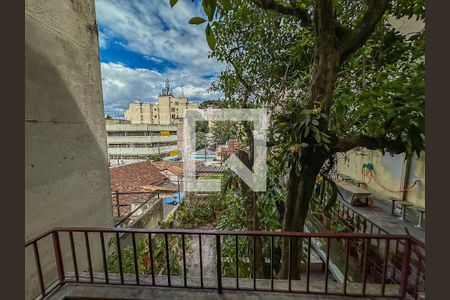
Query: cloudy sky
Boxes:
[{"xmin": 95, "ymin": 0, "xmax": 224, "ymax": 117}]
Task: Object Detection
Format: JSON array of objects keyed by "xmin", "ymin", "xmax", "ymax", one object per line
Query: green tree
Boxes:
[
  {"xmin": 170, "ymin": 0, "xmax": 424, "ymax": 279},
  {"xmin": 210, "ymin": 121, "xmax": 238, "ymax": 146}
]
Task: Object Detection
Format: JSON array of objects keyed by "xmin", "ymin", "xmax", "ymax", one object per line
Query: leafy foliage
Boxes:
[
  {"xmin": 107, "ymin": 237, "xmax": 149, "ymax": 275},
  {"xmin": 332, "ymin": 29, "xmax": 425, "ymax": 155},
  {"xmin": 167, "ymin": 1, "xmax": 425, "ymax": 277},
  {"xmin": 106, "ymin": 235, "xmax": 184, "ymax": 277}
]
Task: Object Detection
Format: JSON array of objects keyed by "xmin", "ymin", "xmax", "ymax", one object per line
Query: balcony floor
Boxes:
[
  {"xmin": 48, "ymin": 283, "xmax": 374, "ymax": 300},
  {"xmin": 45, "ymin": 273, "xmax": 400, "ymax": 300}
]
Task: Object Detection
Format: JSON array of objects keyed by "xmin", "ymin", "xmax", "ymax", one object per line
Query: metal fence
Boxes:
[
  {"xmin": 310, "ymin": 196, "xmax": 425, "ymax": 299},
  {"xmin": 25, "ymin": 227, "xmax": 424, "ymax": 299},
  {"xmin": 111, "ymin": 191, "xmax": 162, "ymax": 227}
]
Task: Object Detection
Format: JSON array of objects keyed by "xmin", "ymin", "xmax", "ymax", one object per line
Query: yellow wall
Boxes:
[
  {"xmin": 124, "ymin": 102, "xmax": 153, "ymax": 124},
  {"xmin": 124, "ymin": 97, "xmax": 198, "ymax": 125},
  {"xmin": 406, "ymin": 152, "xmax": 426, "ymax": 208},
  {"xmin": 336, "ymin": 148, "xmax": 425, "ymax": 208}
]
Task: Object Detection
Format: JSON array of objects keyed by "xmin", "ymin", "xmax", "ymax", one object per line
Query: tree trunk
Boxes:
[
  {"xmin": 237, "ymin": 121, "xmax": 265, "ymax": 278},
  {"xmin": 279, "ymin": 153, "xmax": 326, "ymax": 279},
  {"xmin": 243, "ymin": 186, "xmax": 265, "ymax": 278},
  {"xmin": 279, "ymin": 1, "xmax": 341, "ymax": 279}
]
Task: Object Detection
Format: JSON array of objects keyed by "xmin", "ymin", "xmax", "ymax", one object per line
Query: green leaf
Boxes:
[
  {"xmin": 169, "ymin": 0, "xmax": 178, "ymax": 8},
  {"xmin": 315, "ymin": 131, "xmax": 321, "ymax": 143},
  {"xmin": 205, "ymin": 23, "xmax": 216, "ymax": 50},
  {"xmin": 303, "ymin": 126, "xmax": 310, "ymax": 138},
  {"xmin": 189, "ymin": 17, "xmax": 207, "ymax": 25},
  {"xmin": 202, "ymin": 0, "xmax": 217, "ymax": 21},
  {"xmin": 312, "ymin": 119, "xmax": 319, "ymax": 126},
  {"xmin": 220, "ymin": 0, "xmax": 232, "ymax": 10},
  {"xmin": 321, "ymin": 135, "xmax": 331, "ymax": 144},
  {"xmin": 323, "ymin": 179, "xmax": 345, "ymax": 211}
]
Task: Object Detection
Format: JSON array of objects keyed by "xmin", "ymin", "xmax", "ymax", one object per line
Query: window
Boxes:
[
  {"xmin": 108, "ymin": 132, "xmax": 126, "ymax": 136},
  {"xmin": 109, "ymin": 144, "xmax": 128, "ymax": 148},
  {"xmin": 126, "ymin": 131, "xmax": 146, "ymax": 136}
]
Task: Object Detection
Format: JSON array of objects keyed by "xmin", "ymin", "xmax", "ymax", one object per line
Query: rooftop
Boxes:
[
  {"xmin": 110, "ymin": 161, "xmax": 168, "ymax": 192},
  {"xmin": 110, "ymin": 161, "xmax": 169, "ymax": 215},
  {"xmin": 152, "ymin": 161, "xmax": 184, "ymax": 177}
]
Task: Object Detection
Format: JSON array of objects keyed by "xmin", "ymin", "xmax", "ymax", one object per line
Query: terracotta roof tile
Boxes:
[
  {"xmin": 151, "ymin": 161, "xmax": 205, "ymax": 176},
  {"xmin": 151, "ymin": 161, "xmax": 184, "ymax": 176},
  {"xmin": 110, "ymin": 161, "xmax": 168, "ymax": 215},
  {"xmin": 110, "ymin": 161, "xmax": 168, "ymax": 192}
]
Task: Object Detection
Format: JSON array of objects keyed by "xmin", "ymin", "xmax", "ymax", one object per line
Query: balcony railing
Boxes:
[
  {"xmin": 112, "ymin": 191, "xmax": 162, "ymax": 227},
  {"xmin": 25, "ymin": 227, "xmax": 425, "ymax": 300},
  {"xmin": 107, "ymin": 145, "xmax": 178, "ymax": 156},
  {"xmin": 311, "ymin": 195, "xmax": 425, "ymax": 298}
]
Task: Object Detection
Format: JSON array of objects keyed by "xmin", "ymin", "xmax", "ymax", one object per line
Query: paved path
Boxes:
[{"xmin": 185, "ymin": 226, "xmax": 216, "ymax": 278}]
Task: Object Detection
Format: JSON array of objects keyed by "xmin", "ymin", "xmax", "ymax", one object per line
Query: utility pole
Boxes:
[
  {"xmin": 177, "ymin": 175, "xmax": 181, "ymax": 202},
  {"xmin": 158, "ymin": 142, "xmax": 161, "ymax": 160}
]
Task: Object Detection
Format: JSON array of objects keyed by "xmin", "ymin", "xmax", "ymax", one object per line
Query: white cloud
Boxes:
[
  {"xmin": 95, "ymin": 0, "xmax": 225, "ymax": 116},
  {"xmin": 101, "ymin": 62, "xmax": 223, "ymax": 116}
]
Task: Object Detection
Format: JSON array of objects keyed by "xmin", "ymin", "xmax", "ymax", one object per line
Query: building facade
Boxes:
[
  {"xmin": 124, "ymin": 79, "xmax": 199, "ymax": 125},
  {"xmin": 105, "ymin": 117, "xmax": 131, "ymax": 125},
  {"xmin": 124, "ymin": 102, "xmax": 154, "ymax": 124},
  {"xmin": 106, "ymin": 124, "xmax": 179, "ymax": 166}
]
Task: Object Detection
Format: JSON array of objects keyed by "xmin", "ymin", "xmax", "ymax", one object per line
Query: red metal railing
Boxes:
[
  {"xmin": 311, "ymin": 196, "xmax": 425, "ymax": 299},
  {"xmin": 326, "ymin": 198, "xmax": 425, "ymax": 298},
  {"xmin": 25, "ymin": 227, "xmax": 424, "ymax": 300}
]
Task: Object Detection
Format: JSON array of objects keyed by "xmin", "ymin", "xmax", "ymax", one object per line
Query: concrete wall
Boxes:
[
  {"xmin": 130, "ymin": 199, "xmax": 164, "ymax": 229},
  {"xmin": 336, "ymin": 148, "xmax": 425, "ymax": 208},
  {"xmin": 388, "ymin": 16, "xmax": 425, "ymax": 37},
  {"xmin": 25, "ymin": 0, "xmax": 113, "ymax": 298},
  {"xmin": 117, "ymin": 199, "xmax": 163, "ymax": 251}
]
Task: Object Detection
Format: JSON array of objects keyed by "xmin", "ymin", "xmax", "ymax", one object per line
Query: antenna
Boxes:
[
  {"xmin": 164, "ymin": 78, "xmax": 172, "ymax": 96},
  {"xmin": 180, "ymin": 84, "xmax": 185, "ymax": 98}
]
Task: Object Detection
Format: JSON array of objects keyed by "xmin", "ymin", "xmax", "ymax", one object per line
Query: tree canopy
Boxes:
[{"xmin": 168, "ymin": 0, "xmax": 425, "ymax": 279}]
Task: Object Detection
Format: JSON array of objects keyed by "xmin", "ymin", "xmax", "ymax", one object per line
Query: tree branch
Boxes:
[
  {"xmin": 251, "ymin": 0, "xmax": 312, "ymax": 27},
  {"xmin": 339, "ymin": 0, "xmax": 390, "ymax": 61},
  {"xmin": 331, "ymin": 135, "xmax": 406, "ymax": 154},
  {"xmin": 225, "ymin": 47, "xmax": 253, "ymax": 94}
]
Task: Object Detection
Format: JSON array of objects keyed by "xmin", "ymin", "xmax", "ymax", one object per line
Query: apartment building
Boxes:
[
  {"xmin": 123, "ymin": 102, "xmax": 153, "ymax": 124},
  {"xmin": 105, "ymin": 117, "xmax": 131, "ymax": 125},
  {"xmin": 106, "ymin": 124, "xmax": 179, "ymax": 166},
  {"xmin": 124, "ymin": 79, "xmax": 199, "ymax": 125}
]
